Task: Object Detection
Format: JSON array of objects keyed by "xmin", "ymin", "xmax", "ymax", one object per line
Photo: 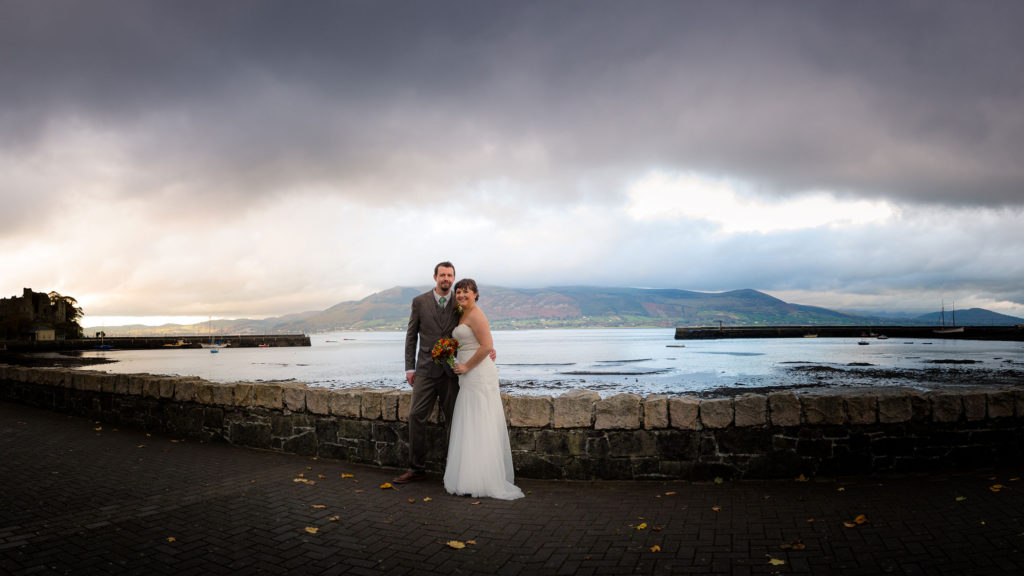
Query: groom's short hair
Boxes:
[{"xmin": 434, "ymin": 261, "xmax": 455, "ymax": 276}]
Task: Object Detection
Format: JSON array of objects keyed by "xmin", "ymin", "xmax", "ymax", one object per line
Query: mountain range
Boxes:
[{"xmin": 83, "ymin": 286, "xmax": 1024, "ymax": 336}]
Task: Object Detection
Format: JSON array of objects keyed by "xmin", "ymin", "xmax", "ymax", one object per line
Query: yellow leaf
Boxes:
[
  {"xmin": 807, "ymin": 518, "xmax": 815, "ymax": 523},
  {"xmin": 304, "ymin": 527, "xmax": 318, "ymax": 534},
  {"xmin": 768, "ymin": 557, "xmax": 786, "ymax": 566},
  {"xmin": 637, "ymin": 523, "xmax": 647, "ymax": 530},
  {"xmin": 714, "ymin": 477, "xmax": 724, "ymax": 484},
  {"xmin": 298, "ymin": 473, "xmax": 305, "ymax": 478},
  {"xmin": 447, "ymin": 540, "xmax": 466, "ymax": 549},
  {"xmin": 341, "ymin": 473, "xmax": 355, "ymax": 478},
  {"xmin": 306, "ymin": 466, "xmax": 313, "ymax": 470},
  {"xmin": 423, "ymin": 497, "xmax": 433, "ymax": 502},
  {"xmin": 166, "ymin": 537, "xmax": 176, "ymax": 543},
  {"xmin": 471, "ymin": 501, "xmax": 481, "ymax": 505},
  {"xmin": 990, "ymin": 484, "xmax": 1005, "ymax": 492},
  {"xmin": 380, "ymin": 483, "xmax": 394, "ymax": 489},
  {"xmin": 293, "ymin": 478, "xmax": 315, "ymax": 485},
  {"xmin": 843, "ymin": 522, "xmax": 856, "ymax": 528},
  {"xmin": 795, "ymin": 474, "xmax": 809, "ymax": 482},
  {"xmin": 854, "ymin": 514, "xmax": 868, "ymax": 525},
  {"xmin": 408, "ymin": 498, "xmax": 416, "ymax": 503},
  {"xmin": 664, "ymin": 491, "xmax": 677, "ymax": 496},
  {"xmin": 955, "ymin": 496, "xmax": 967, "ymax": 502},
  {"xmin": 329, "ymin": 516, "xmax": 340, "ymax": 522},
  {"xmin": 318, "ymin": 474, "xmax": 326, "ymax": 479},
  {"xmin": 1010, "ymin": 477, "xmax": 1020, "ymax": 482},
  {"xmin": 712, "ymin": 506, "xmax": 721, "ymax": 512},
  {"xmin": 780, "ymin": 539, "xmax": 806, "ymax": 550},
  {"xmin": 650, "ymin": 545, "xmax": 661, "ymax": 552},
  {"xmin": 311, "ymin": 505, "xmax": 326, "ymax": 509},
  {"xmin": 837, "ymin": 487, "xmax": 846, "ymax": 492},
  {"xmin": 466, "ymin": 540, "xmax": 477, "ymax": 545}
]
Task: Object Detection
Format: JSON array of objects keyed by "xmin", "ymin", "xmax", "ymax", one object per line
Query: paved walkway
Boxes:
[{"xmin": 1, "ymin": 400, "xmax": 1022, "ymax": 575}]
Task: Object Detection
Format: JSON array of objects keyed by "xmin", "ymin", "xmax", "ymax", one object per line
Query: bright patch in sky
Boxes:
[{"xmin": 626, "ymin": 172, "xmax": 899, "ymax": 233}]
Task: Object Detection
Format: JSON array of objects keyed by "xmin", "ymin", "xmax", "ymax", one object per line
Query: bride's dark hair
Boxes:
[{"xmin": 453, "ymin": 278, "xmax": 479, "ymax": 301}]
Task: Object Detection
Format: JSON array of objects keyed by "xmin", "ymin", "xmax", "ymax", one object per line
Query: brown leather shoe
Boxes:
[{"xmin": 392, "ymin": 470, "xmax": 426, "ymax": 484}]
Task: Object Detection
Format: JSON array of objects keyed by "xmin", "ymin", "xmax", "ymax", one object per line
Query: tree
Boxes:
[{"xmin": 48, "ymin": 291, "xmax": 84, "ymax": 339}]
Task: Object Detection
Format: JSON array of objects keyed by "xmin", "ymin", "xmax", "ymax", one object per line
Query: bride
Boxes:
[{"xmin": 445, "ymin": 278, "xmax": 524, "ymax": 500}]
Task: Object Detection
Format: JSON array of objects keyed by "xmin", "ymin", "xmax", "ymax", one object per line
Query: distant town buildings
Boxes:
[{"xmin": 0, "ymin": 288, "xmax": 74, "ymax": 341}]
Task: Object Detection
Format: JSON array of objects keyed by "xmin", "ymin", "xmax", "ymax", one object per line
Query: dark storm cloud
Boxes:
[{"xmin": 2, "ymin": 0, "xmax": 1024, "ymax": 213}]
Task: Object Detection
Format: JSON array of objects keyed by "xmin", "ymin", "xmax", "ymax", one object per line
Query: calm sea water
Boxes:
[{"xmin": 74, "ymin": 329, "xmax": 1024, "ymax": 397}]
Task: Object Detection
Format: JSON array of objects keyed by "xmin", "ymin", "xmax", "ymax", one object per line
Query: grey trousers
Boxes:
[{"xmin": 407, "ymin": 371, "xmax": 460, "ymax": 472}]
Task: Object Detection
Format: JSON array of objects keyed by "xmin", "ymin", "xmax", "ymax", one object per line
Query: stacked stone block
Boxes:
[{"xmin": 2, "ymin": 364, "xmax": 1022, "ymax": 480}]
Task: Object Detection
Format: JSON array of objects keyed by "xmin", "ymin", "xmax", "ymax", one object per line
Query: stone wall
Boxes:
[{"xmin": 2, "ymin": 364, "xmax": 1022, "ymax": 480}]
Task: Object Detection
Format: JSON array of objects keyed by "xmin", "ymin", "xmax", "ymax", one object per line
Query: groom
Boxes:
[{"xmin": 393, "ymin": 261, "xmax": 462, "ymax": 484}]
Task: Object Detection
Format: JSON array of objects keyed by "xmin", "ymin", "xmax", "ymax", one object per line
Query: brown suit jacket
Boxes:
[{"xmin": 405, "ymin": 290, "xmax": 460, "ymax": 379}]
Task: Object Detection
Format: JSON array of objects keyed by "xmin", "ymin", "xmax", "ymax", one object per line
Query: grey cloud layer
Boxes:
[{"xmin": 3, "ymin": 0, "xmax": 1023, "ymax": 213}]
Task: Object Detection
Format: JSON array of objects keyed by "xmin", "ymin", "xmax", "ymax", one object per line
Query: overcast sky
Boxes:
[{"xmin": 3, "ymin": 1, "xmax": 1023, "ymax": 327}]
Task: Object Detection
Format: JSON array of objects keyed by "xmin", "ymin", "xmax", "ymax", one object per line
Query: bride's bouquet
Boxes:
[{"xmin": 431, "ymin": 337, "xmax": 460, "ymax": 369}]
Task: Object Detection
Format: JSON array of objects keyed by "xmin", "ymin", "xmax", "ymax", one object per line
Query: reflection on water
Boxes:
[{"xmin": 75, "ymin": 328, "xmax": 1024, "ymax": 397}]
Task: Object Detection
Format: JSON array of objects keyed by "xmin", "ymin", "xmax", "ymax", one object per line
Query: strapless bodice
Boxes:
[{"xmin": 453, "ymin": 324, "xmax": 479, "ymax": 352}]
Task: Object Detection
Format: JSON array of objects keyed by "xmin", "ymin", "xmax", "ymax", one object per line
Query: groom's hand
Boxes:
[{"xmin": 405, "ymin": 372, "xmax": 415, "ymax": 387}]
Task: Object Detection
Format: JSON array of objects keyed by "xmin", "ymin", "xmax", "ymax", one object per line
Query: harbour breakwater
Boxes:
[
  {"xmin": 676, "ymin": 325, "xmax": 1024, "ymax": 341},
  {"xmin": 2, "ymin": 334, "xmax": 311, "ymax": 352},
  {"xmin": 3, "ymin": 364, "xmax": 1022, "ymax": 480}
]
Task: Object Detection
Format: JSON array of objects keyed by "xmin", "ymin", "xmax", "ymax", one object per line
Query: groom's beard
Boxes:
[{"xmin": 438, "ymin": 281, "xmax": 452, "ymax": 292}]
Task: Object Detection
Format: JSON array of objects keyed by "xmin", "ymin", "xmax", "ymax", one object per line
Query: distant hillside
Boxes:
[
  {"xmin": 85, "ymin": 287, "xmax": 1023, "ymax": 336},
  {"xmin": 915, "ymin": 307, "xmax": 1024, "ymax": 327}
]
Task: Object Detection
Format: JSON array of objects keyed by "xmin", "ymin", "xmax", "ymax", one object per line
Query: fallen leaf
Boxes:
[
  {"xmin": 637, "ymin": 523, "xmax": 648, "ymax": 530},
  {"xmin": 471, "ymin": 501, "xmax": 481, "ymax": 505},
  {"xmin": 166, "ymin": 537, "xmax": 176, "ymax": 543},
  {"xmin": 714, "ymin": 477, "xmax": 724, "ymax": 484},
  {"xmin": 137, "ymin": 445, "xmax": 146, "ymax": 448},
  {"xmin": 1010, "ymin": 477, "xmax": 1020, "ymax": 482},
  {"xmin": 341, "ymin": 473, "xmax": 355, "ymax": 479},
  {"xmin": 311, "ymin": 505, "xmax": 326, "ymax": 509},
  {"xmin": 94, "ymin": 427, "xmax": 102, "ymax": 431},
  {"xmin": 712, "ymin": 506, "xmax": 721, "ymax": 512},
  {"xmin": 293, "ymin": 478, "xmax": 315, "ymax": 485},
  {"xmin": 306, "ymin": 466, "xmax": 313, "ymax": 470},
  {"xmin": 768, "ymin": 557, "xmax": 786, "ymax": 566},
  {"xmin": 837, "ymin": 487, "xmax": 846, "ymax": 492},
  {"xmin": 329, "ymin": 516, "xmax": 340, "ymax": 522},
  {"xmin": 780, "ymin": 539, "xmax": 806, "ymax": 550},
  {"xmin": 423, "ymin": 497, "xmax": 433, "ymax": 502},
  {"xmin": 795, "ymin": 474, "xmax": 809, "ymax": 482},
  {"xmin": 304, "ymin": 527, "xmax": 318, "ymax": 534},
  {"xmin": 380, "ymin": 483, "xmax": 394, "ymax": 489},
  {"xmin": 843, "ymin": 522, "xmax": 856, "ymax": 528},
  {"xmin": 298, "ymin": 473, "xmax": 305, "ymax": 478},
  {"xmin": 466, "ymin": 540, "xmax": 477, "ymax": 545},
  {"xmin": 955, "ymin": 496, "xmax": 968, "ymax": 502},
  {"xmin": 652, "ymin": 526, "xmax": 663, "ymax": 532},
  {"xmin": 990, "ymin": 484, "xmax": 1005, "ymax": 492},
  {"xmin": 650, "ymin": 545, "xmax": 661, "ymax": 552},
  {"xmin": 447, "ymin": 540, "xmax": 466, "ymax": 549},
  {"xmin": 807, "ymin": 518, "xmax": 815, "ymax": 523},
  {"xmin": 408, "ymin": 498, "xmax": 416, "ymax": 503},
  {"xmin": 854, "ymin": 514, "xmax": 868, "ymax": 525},
  {"xmin": 664, "ymin": 491, "xmax": 677, "ymax": 496},
  {"xmin": 318, "ymin": 474, "xmax": 326, "ymax": 479}
]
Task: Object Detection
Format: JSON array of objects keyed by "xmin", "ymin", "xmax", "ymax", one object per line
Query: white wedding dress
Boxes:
[{"xmin": 444, "ymin": 324, "xmax": 524, "ymax": 500}]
